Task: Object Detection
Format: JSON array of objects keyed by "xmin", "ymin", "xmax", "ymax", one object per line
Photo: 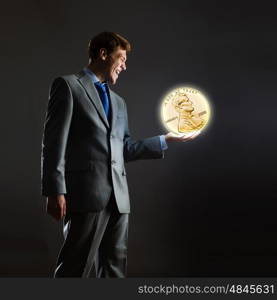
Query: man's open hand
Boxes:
[
  {"xmin": 46, "ymin": 195, "xmax": 66, "ymax": 221},
  {"xmin": 165, "ymin": 131, "xmax": 201, "ymax": 142}
]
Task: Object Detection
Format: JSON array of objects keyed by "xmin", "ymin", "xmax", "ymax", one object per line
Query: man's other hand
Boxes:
[
  {"xmin": 165, "ymin": 131, "xmax": 201, "ymax": 142},
  {"xmin": 46, "ymin": 195, "xmax": 66, "ymax": 221}
]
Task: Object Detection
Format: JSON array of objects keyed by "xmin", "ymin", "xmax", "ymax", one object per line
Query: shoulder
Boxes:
[
  {"xmin": 60, "ymin": 73, "xmax": 80, "ymax": 88},
  {"xmin": 50, "ymin": 72, "xmax": 81, "ymax": 88},
  {"xmin": 48, "ymin": 72, "xmax": 82, "ymax": 100}
]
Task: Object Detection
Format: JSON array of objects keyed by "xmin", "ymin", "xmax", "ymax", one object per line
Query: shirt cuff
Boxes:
[{"xmin": 159, "ymin": 135, "xmax": 168, "ymax": 151}]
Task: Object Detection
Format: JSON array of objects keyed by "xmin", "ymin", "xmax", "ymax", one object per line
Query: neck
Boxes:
[{"xmin": 87, "ymin": 62, "xmax": 106, "ymax": 83}]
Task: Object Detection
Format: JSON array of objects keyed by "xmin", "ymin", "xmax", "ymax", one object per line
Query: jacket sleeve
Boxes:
[
  {"xmin": 41, "ymin": 77, "xmax": 73, "ymax": 196},
  {"xmin": 123, "ymin": 100, "xmax": 164, "ymax": 162}
]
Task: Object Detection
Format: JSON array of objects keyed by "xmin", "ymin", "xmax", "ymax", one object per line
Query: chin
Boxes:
[
  {"xmin": 112, "ymin": 79, "xmax": 117, "ymax": 85},
  {"xmin": 111, "ymin": 77, "xmax": 118, "ymax": 85},
  {"xmin": 107, "ymin": 75, "xmax": 115, "ymax": 85}
]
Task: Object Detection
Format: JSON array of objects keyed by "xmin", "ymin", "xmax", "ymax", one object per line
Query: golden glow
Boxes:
[{"xmin": 160, "ymin": 85, "xmax": 212, "ymax": 135}]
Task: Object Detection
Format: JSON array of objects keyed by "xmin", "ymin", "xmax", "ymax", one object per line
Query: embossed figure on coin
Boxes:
[
  {"xmin": 173, "ymin": 92, "xmax": 204, "ymax": 132},
  {"xmin": 161, "ymin": 86, "xmax": 210, "ymax": 135}
]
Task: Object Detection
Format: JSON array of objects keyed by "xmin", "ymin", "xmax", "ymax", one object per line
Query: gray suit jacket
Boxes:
[{"xmin": 41, "ymin": 70, "xmax": 164, "ymax": 213}]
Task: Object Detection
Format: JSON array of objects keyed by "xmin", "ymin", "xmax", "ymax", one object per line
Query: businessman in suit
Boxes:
[{"xmin": 41, "ymin": 32, "xmax": 200, "ymax": 277}]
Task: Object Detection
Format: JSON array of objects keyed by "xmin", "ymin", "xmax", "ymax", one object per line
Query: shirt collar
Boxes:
[{"xmin": 83, "ymin": 67, "xmax": 108, "ymax": 86}]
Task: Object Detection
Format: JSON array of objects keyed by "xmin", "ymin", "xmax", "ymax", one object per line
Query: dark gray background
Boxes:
[{"xmin": 0, "ymin": 0, "xmax": 276, "ymax": 277}]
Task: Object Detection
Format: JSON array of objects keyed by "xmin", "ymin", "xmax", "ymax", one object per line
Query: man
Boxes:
[{"xmin": 41, "ymin": 32, "xmax": 200, "ymax": 278}]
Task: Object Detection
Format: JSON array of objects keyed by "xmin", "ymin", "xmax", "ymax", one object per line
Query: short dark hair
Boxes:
[{"xmin": 88, "ymin": 32, "xmax": 131, "ymax": 61}]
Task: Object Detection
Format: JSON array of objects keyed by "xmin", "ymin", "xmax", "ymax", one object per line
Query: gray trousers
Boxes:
[{"xmin": 54, "ymin": 194, "xmax": 129, "ymax": 277}]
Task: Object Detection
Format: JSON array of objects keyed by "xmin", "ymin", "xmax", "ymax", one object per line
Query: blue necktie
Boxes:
[{"xmin": 94, "ymin": 81, "xmax": 110, "ymax": 121}]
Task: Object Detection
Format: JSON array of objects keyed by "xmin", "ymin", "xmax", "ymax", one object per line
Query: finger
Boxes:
[
  {"xmin": 57, "ymin": 204, "xmax": 64, "ymax": 219},
  {"xmin": 63, "ymin": 203, "xmax": 66, "ymax": 217},
  {"xmin": 179, "ymin": 133, "xmax": 193, "ymax": 140},
  {"xmin": 180, "ymin": 133, "xmax": 198, "ymax": 142},
  {"xmin": 61, "ymin": 203, "xmax": 66, "ymax": 218},
  {"xmin": 180, "ymin": 133, "xmax": 194, "ymax": 141},
  {"xmin": 47, "ymin": 206, "xmax": 62, "ymax": 221},
  {"xmin": 192, "ymin": 130, "xmax": 201, "ymax": 137},
  {"xmin": 186, "ymin": 131, "xmax": 201, "ymax": 140}
]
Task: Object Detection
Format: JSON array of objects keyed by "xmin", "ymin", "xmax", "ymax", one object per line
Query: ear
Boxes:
[{"xmin": 99, "ymin": 48, "xmax": 108, "ymax": 61}]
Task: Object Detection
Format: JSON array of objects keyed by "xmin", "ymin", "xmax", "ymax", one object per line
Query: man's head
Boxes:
[{"xmin": 88, "ymin": 32, "xmax": 131, "ymax": 84}]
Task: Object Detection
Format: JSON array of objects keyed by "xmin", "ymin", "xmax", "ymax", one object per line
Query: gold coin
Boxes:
[{"xmin": 160, "ymin": 86, "xmax": 211, "ymax": 135}]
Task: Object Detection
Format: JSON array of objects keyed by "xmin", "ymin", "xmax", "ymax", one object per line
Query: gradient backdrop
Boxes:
[{"xmin": 0, "ymin": 0, "xmax": 276, "ymax": 276}]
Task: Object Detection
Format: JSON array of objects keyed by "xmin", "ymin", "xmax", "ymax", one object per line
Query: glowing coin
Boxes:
[{"xmin": 160, "ymin": 86, "xmax": 211, "ymax": 135}]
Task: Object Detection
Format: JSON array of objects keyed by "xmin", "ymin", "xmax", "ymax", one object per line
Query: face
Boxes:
[{"xmin": 101, "ymin": 47, "xmax": 127, "ymax": 85}]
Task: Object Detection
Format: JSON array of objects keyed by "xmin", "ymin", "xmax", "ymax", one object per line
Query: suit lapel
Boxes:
[
  {"xmin": 109, "ymin": 88, "xmax": 118, "ymax": 132},
  {"xmin": 77, "ymin": 71, "xmax": 110, "ymax": 129}
]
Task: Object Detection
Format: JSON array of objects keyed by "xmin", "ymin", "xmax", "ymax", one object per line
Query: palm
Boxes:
[{"xmin": 165, "ymin": 131, "xmax": 201, "ymax": 142}]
